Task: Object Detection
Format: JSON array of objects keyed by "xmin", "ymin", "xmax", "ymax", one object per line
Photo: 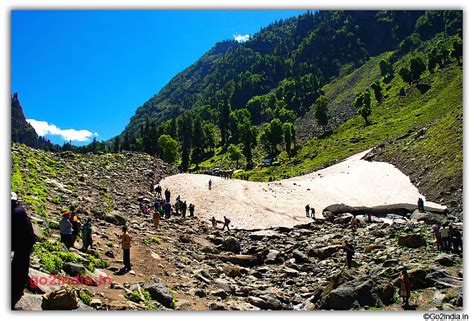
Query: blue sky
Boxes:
[{"xmin": 11, "ymin": 10, "xmax": 306, "ymax": 145}]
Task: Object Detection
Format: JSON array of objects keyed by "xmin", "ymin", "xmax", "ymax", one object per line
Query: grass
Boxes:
[{"xmin": 79, "ymin": 290, "xmax": 92, "ymax": 306}]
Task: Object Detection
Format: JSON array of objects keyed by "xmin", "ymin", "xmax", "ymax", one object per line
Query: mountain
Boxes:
[
  {"xmin": 11, "ymin": 92, "xmax": 39, "ymax": 147},
  {"xmin": 114, "ymin": 10, "xmax": 461, "ymax": 174},
  {"xmin": 120, "ymin": 10, "xmax": 429, "ymax": 138}
]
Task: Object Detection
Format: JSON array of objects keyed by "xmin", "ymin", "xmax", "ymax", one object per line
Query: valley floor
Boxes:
[{"xmin": 160, "ymin": 150, "xmax": 445, "ymax": 230}]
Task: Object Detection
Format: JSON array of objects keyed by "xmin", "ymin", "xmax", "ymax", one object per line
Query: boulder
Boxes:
[
  {"xmin": 435, "ymin": 254, "xmax": 457, "ymax": 267},
  {"xmin": 223, "ymin": 264, "xmax": 241, "ymax": 278},
  {"xmin": 28, "ymin": 268, "xmax": 61, "ymax": 294},
  {"xmin": 334, "ymin": 213, "xmax": 354, "ymax": 225},
  {"xmin": 308, "ymin": 245, "xmax": 341, "ymax": 260},
  {"xmin": 321, "ymin": 286, "xmax": 357, "ymax": 310},
  {"xmin": 322, "ymin": 211, "xmax": 335, "ymax": 222},
  {"xmin": 264, "ymin": 249, "xmax": 281, "ymax": 264},
  {"xmin": 211, "ymin": 289, "xmax": 228, "ymax": 299},
  {"xmin": 398, "ymin": 234, "xmax": 426, "ymax": 248},
  {"xmin": 209, "ymin": 302, "xmax": 227, "ymax": 310},
  {"xmin": 247, "ymin": 296, "xmax": 269, "ymax": 310},
  {"xmin": 104, "ymin": 211, "xmax": 126, "ymax": 226},
  {"xmin": 222, "ymin": 237, "xmax": 241, "ymax": 254},
  {"xmin": 364, "ymin": 244, "xmax": 384, "ymax": 253},
  {"xmin": 282, "ymin": 266, "xmax": 299, "ymax": 277},
  {"xmin": 293, "ymin": 249, "xmax": 309, "ymax": 263},
  {"xmin": 14, "ymin": 293, "xmax": 43, "ymax": 311},
  {"xmin": 214, "ymin": 254, "xmax": 264, "ymax": 267},
  {"xmin": 41, "ymin": 289, "xmax": 80, "ymax": 310},
  {"xmin": 411, "ymin": 210, "xmax": 447, "ymax": 225},
  {"xmin": 260, "ymin": 295, "xmax": 282, "ymax": 310},
  {"xmin": 405, "ymin": 267, "xmax": 434, "ymax": 290},
  {"xmin": 215, "ymin": 279, "xmax": 233, "ymax": 293},
  {"xmin": 144, "ymin": 279, "xmax": 175, "ymax": 309},
  {"xmin": 426, "ymin": 269, "xmax": 463, "ymax": 289},
  {"xmin": 63, "ymin": 262, "xmax": 86, "ymax": 277}
]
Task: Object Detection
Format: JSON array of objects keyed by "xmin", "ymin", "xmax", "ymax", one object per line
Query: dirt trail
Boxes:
[{"xmin": 160, "ymin": 150, "xmax": 445, "ymax": 230}]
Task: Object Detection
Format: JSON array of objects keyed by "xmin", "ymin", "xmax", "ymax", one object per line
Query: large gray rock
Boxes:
[
  {"xmin": 293, "ymin": 249, "xmax": 309, "ymax": 263},
  {"xmin": 427, "ymin": 269, "xmax": 463, "ymax": 288},
  {"xmin": 308, "ymin": 245, "xmax": 341, "ymax": 260},
  {"xmin": 247, "ymin": 296, "xmax": 269, "ymax": 310},
  {"xmin": 398, "ymin": 234, "xmax": 426, "ymax": 248},
  {"xmin": 222, "ymin": 237, "xmax": 241, "ymax": 254},
  {"xmin": 411, "ymin": 210, "xmax": 447, "ymax": 225},
  {"xmin": 14, "ymin": 293, "xmax": 43, "ymax": 311},
  {"xmin": 144, "ymin": 279, "xmax": 175, "ymax": 309},
  {"xmin": 28, "ymin": 268, "xmax": 61, "ymax": 294},
  {"xmin": 63, "ymin": 262, "xmax": 86, "ymax": 277},
  {"xmin": 321, "ymin": 286, "xmax": 357, "ymax": 310},
  {"xmin": 265, "ymin": 249, "xmax": 281, "ymax": 264},
  {"xmin": 104, "ymin": 211, "xmax": 126, "ymax": 226},
  {"xmin": 435, "ymin": 254, "xmax": 457, "ymax": 267},
  {"xmin": 334, "ymin": 213, "xmax": 354, "ymax": 225}
]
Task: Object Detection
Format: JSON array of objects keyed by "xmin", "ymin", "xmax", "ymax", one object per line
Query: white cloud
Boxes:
[
  {"xmin": 26, "ymin": 119, "xmax": 99, "ymax": 142},
  {"xmin": 233, "ymin": 34, "xmax": 250, "ymax": 43}
]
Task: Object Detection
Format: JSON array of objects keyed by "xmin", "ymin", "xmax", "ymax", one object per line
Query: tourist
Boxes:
[
  {"xmin": 70, "ymin": 211, "xmax": 81, "ymax": 246},
  {"xmin": 165, "ymin": 201, "xmax": 172, "ymax": 219},
  {"xmin": 211, "ymin": 216, "xmax": 217, "ymax": 229},
  {"xmin": 350, "ymin": 215, "xmax": 357, "ymax": 231},
  {"xmin": 343, "ymin": 240, "xmax": 355, "ymax": 269},
  {"xmin": 432, "ymin": 224, "xmax": 442, "ymax": 251},
  {"xmin": 222, "ymin": 216, "xmax": 231, "ymax": 231},
  {"xmin": 182, "ymin": 201, "xmax": 187, "ymax": 218},
  {"xmin": 451, "ymin": 227, "xmax": 463, "ymax": 254},
  {"xmin": 310, "ymin": 207, "xmax": 316, "ymax": 219},
  {"xmin": 440, "ymin": 224, "xmax": 450, "ymax": 252},
  {"xmin": 81, "ymin": 218, "xmax": 93, "ymax": 252},
  {"xmin": 305, "ymin": 204, "xmax": 310, "ymax": 217},
  {"xmin": 120, "ymin": 226, "xmax": 132, "ymax": 272},
  {"xmin": 11, "ymin": 192, "xmax": 37, "ymax": 309},
  {"xmin": 208, "ymin": 179, "xmax": 212, "ymax": 190},
  {"xmin": 59, "ymin": 211, "xmax": 74, "ymax": 249},
  {"xmin": 152, "ymin": 207, "xmax": 160, "ymax": 228},
  {"xmin": 417, "ymin": 197, "xmax": 425, "ymax": 213},
  {"xmin": 142, "ymin": 204, "xmax": 151, "ymax": 215},
  {"xmin": 189, "ymin": 203, "xmax": 195, "ymax": 217},
  {"xmin": 367, "ymin": 213, "xmax": 372, "ymax": 223},
  {"xmin": 165, "ymin": 188, "xmax": 171, "ymax": 203},
  {"xmin": 399, "ymin": 267, "xmax": 411, "ymax": 306}
]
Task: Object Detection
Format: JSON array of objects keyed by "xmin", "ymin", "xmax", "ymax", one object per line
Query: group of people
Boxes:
[
  {"xmin": 145, "ymin": 184, "xmax": 198, "ymax": 228},
  {"xmin": 432, "ymin": 223, "xmax": 463, "ymax": 253},
  {"xmin": 210, "ymin": 215, "xmax": 232, "ymax": 231},
  {"xmin": 59, "ymin": 209, "xmax": 93, "ymax": 252},
  {"xmin": 304, "ymin": 204, "xmax": 316, "ymax": 219}
]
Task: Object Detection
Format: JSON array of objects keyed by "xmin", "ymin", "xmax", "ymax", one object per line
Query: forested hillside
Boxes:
[{"xmin": 109, "ymin": 10, "xmax": 461, "ymax": 176}]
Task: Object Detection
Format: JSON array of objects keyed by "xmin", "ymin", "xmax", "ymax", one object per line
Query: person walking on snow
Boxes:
[
  {"xmin": 208, "ymin": 179, "xmax": 212, "ymax": 190},
  {"xmin": 223, "ymin": 216, "xmax": 231, "ymax": 231},
  {"xmin": 305, "ymin": 204, "xmax": 310, "ymax": 217}
]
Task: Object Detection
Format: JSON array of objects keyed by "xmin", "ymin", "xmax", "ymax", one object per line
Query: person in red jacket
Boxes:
[
  {"xmin": 399, "ymin": 267, "xmax": 411, "ymax": 306},
  {"xmin": 11, "ymin": 192, "xmax": 36, "ymax": 309}
]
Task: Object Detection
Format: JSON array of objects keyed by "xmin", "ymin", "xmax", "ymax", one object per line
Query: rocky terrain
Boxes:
[{"xmin": 11, "ymin": 144, "xmax": 463, "ymax": 311}]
